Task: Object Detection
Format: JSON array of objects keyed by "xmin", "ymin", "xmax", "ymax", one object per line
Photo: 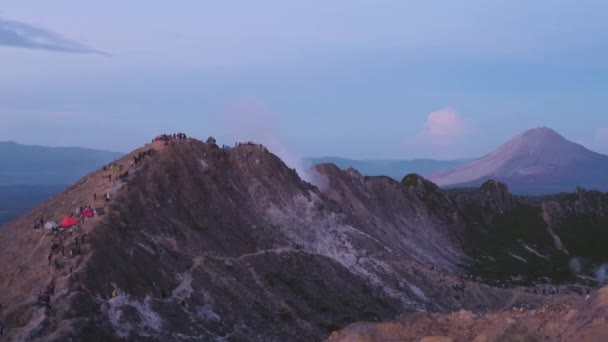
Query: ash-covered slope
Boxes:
[
  {"xmin": 427, "ymin": 127, "xmax": 608, "ymax": 194},
  {"xmin": 0, "ymin": 138, "xmax": 524, "ymax": 342},
  {"xmin": 2, "ymin": 137, "xmax": 608, "ymax": 341},
  {"xmin": 311, "ymin": 165, "xmax": 465, "ymax": 270}
]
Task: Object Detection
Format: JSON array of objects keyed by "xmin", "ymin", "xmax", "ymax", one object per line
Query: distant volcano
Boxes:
[
  {"xmin": 426, "ymin": 127, "xmax": 608, "ymax": 194},
  {"xmin": 2, "ymin": 134, "xmax": 608, "ymax": 341}
]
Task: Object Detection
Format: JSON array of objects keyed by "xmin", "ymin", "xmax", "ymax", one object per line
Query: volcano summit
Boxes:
[
  {"xmin": 1, "ymin": 135, "xmax": 608, "ymax": 341},
  {"xmin": 427, "ymin": 127, "xmax": 608, "ymax": 194}
]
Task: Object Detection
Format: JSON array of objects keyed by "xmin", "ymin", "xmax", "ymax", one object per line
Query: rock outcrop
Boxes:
[{"xmin": 1, "ymin": 137, "xmax": 608, "ymax": 341}]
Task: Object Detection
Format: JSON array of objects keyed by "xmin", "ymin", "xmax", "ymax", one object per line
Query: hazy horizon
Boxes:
[
  {"xmin": 2, "ymin": 1, "xmax": 608, "ymax": 159},
  {"xmin": 2, "ymin": 124, "xmax": 605, "ymax": 161}
]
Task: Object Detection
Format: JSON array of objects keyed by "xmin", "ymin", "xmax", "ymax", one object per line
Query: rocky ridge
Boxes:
[{"xmin": 0, "ymin": 137, "xmax": 606, "ymax": 341}]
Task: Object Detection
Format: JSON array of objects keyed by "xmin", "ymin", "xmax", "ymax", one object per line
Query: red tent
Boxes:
[
  {"xmin": 82, "ymin": 208, "xmax": 94, "ymax": 218},
  {"xmin": 60, "ymin": 216, "xmax": 79, "ymax": 228}
]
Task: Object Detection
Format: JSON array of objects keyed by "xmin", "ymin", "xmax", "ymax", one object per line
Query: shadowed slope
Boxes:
[{"xmin": 2, "ymin": 137, "xmax": 608, "ymax": 341}]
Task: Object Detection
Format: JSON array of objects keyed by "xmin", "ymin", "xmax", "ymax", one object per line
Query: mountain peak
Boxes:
[
  {"xmin": 516, "ymin": 127, "xmax": 566, "ymax": 143},
  {"xmin": 2, "ymin": 134, "xmax": 608, "ymax": 341},
  {"xmin": 488, "ymin": 127, "xmax": 572, "ymax": 159},
  {"xmin": 427, "ymin": 127, "xmax": 608, "ymax": 194},
  {"xmin": 524, "ymin": 126, "xmax": 558, "ymax": 134}
]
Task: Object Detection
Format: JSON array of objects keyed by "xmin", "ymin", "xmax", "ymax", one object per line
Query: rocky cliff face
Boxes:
[
  {"xmin": 1, "ymin": 137, "xmax": 608, "ymax": 341},
  {"xmin": 312, "ymin": 166, "xmax": 464, "ymax": 271}
]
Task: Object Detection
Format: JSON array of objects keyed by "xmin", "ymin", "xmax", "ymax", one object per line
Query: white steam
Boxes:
[
  {"xmin": 594, "ymin": 264, "xmax": 608, "ymax": 284},
  {"xmin": 268, "ymin": 140, "xmax": 329, "ymax": 191},
  {"xmin": 213, "ymin": 97, "xmax": 329, "ymax": 191},
  {"xmin": 569, "ymin": 257, "xmax": 583, "ymax": 275}
]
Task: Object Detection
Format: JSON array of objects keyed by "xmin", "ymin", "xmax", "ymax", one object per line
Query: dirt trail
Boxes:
[{"xmin": 0, "ymin": 141, "xmax": 167, "ymax": 338}]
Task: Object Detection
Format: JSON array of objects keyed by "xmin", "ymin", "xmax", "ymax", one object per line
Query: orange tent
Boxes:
[
  {"xmin": 60, "ymin": 216, "xmax": 79, "ymax": 228},
  {"xmin": 82, "ymin": 208, "xmax": 94, "ymax": 218}
]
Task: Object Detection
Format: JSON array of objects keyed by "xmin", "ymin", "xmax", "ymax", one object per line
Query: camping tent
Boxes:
[
  {"xmin": 44, "ymin": 221, "xmax": 59, "ymax": 230},
  {"xmin": 82, "ymin": 208, "xmax": 94, "ymax": 218},
  {"xmin": 60, "ymin": 216, "xmax": 79, "ymax": 228},
  {"xmin": 108, "ymin": 164, "xmax": 123, "ymax": 172}
]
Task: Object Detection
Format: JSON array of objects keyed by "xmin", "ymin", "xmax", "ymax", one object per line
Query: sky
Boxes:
[{"xmin": 1, "ymin": 1, "xmax": 608, "ymax": 159}]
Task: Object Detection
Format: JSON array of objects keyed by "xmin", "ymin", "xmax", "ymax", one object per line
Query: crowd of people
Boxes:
[
  {"xmin": 234, "ymin": 141, "xmax": 256, "ymax": 147},
  {"xmin": 16, "ymin": 137, "xmax": 168, "ymax": 331},
  {"xmin": 153, "ymin": 133, "xmax": 187, "ymax": 146},
  {"xmin": 29, "ymin": 133, "xmax": 200, "ymax": 313},
  {"xmin": 41, "ymin": 221, "xmax": 90, "ymax": 310},
  {"xmin": 132, "ymin": 148, "xmax": 154, "ymax": 165}
]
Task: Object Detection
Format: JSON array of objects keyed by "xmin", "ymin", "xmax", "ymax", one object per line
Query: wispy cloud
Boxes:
[
  {"xmin": 414, "ymin": 108, "xmax": 473, "ymax": 143},
  {"xmin": 407, "ymin": 108, "xmax": 475, "ymax": 158},
  {"xmin": 423, "ymin": 108, "xmax": 470, "ymax": 138},
  {"xmin": 0, "ymin": 17, "xmax": 106, "ymax": 55}
]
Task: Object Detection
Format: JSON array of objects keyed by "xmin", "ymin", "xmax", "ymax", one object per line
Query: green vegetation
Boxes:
[
  {"xmin": 401, "ymin": 173, "xmax": 422, "ymax": 188},
  {"xmin": 557, "ymin": 214, "xmax": 608, "ymax": 262},
  {"xmin": 480, "ymin": 179, "xmax": 503, "ymax": 191},
  {"xmin": 463, "ymin": 204, "xmax": 572, "ymax": 284}
]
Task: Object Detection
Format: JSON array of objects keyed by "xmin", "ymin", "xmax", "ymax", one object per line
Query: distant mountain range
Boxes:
[
  {"xmin": 426, "ymin": 127, "xmax": 608, "ymax": 194},
  {"xmin": 3, "ymin": 136, "xmax": 608, "ymax": 340},
  {"xmin": 0, "ymin": 184, "xmax": 67, "ymax": 226},
  {"xmin": 0, "ymin": 141, "xmax": 124, "ymax": 186},
  {"xmin": 304, "ymin": 157, "xmax": 474, "ymax": 181},
  {"xmin": 0, "ymin": 142, "xmax": 124, "ymax": 226}
]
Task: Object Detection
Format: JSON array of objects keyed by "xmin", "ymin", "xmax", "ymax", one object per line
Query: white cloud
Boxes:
[
  {"xmin": 213, "ymin": 96, "xmax": 328, "ymax": 189},
  {"xmin": 423, "ymin": 108, "xmax": 470, "ymax": 138},
  {"xmin": 406, "ymin": 108, "xmax": 474, "ymax": 159}
]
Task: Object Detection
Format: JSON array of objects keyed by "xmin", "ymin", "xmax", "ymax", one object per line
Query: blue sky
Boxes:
[{"xmin": 1, "ymin": 1, "xmax": 608, "ymax": 159}]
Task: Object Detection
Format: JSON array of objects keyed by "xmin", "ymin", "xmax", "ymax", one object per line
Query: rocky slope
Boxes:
[
  {"xmin": 329, "ymin": 286, "xmax": 608, "ymax": 342},
  {"xmin": 427, "ymin": 127, "xmax": 608, "ymax": 194},
  {"xmin": 305, "ymin": 157, "xmax": 473, "ymax": 181},
  {"xmin": 0, "ymin": 137, "xmax": 607, "ymax": 341}
]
